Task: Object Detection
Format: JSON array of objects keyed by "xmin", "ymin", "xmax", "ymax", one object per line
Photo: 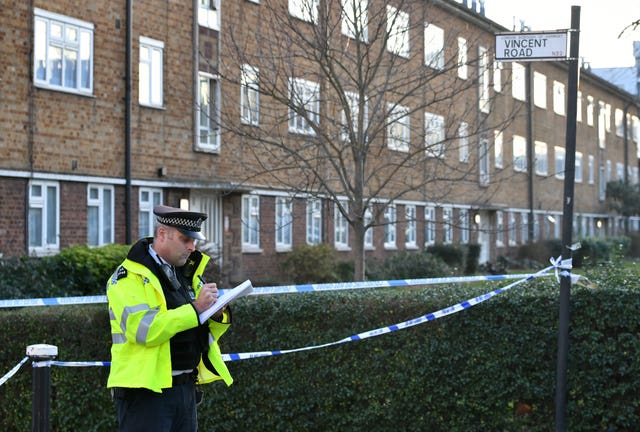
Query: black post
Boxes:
[
  {"xmin": 28, "ymin": 344, "xmax": 58, "ymax": 432},
  {"xmin": 555, "ymin": 6, "xmax": 580, "ymax": 432}
]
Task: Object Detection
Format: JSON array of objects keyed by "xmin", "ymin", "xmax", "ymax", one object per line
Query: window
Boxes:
[
  {"xmin": 586, "ymin": 95, "xmax": 594, "ymax": 126},
  {"xmin": 139, "ymin": 36, "xmax": 163, "ymax": 107},
  {"xmin": 555, "ymin": 146, "xmax": 565, "ymax": 179},
  {"xmin": 306, "ymin": 199, "xmax": 322, "ymax": 245},
  {"xmin": 535, "ymin": 141, "xmax": 548, "ymax": 176},
  {"xmin": 553, "ymin": 81, "xmax": 565, "ymax": 116},
  {"xmin": 478, "ymin": 46, "xmax": 490, "ymax": 113},
  {"xmin": 198, "ymin": 73, "xmax": 219, "ymax": 150},
  {"xmin": 599, "ymin": 165, "xmax": 606, "ymax": 201},
  {"xmin": 615, "ymin": 108, "xmax": 624, "ymax": 137},
  {"xmin": 275, "ymin": 198, "xmax": 293, "ymax": 251},
  {"xmin": 456, "ymin": 37, "xmax": 468, "ymax": 79},
  {"xmin": 425, "ymin": 206, "xmax": 436, "ymax": 246},
  {"xmin": 138, "ymin": 188, "xmax": 162, "ymax": 238},
  {"xmin": 334, "ymin": 201, "xmax": 349, "ymax": 249},
  {"xmin": 494, "ymin": 131, "xmax": 503, "ymax": 168},
  {"xmin": 364, "ymin": 208, "xmax": 373, "ymax": 249},
  {"xmin": 496, "ymin": 211, "xmax": 504, "ymax": 247},
  {"xmin": 289, "ymin": 77, "xmax": 320, "ymax": 135},
  {"xmin": 342, "ymin": 0, "xmax": 368, "ymax": 42},
  {"xmin": 289, "ymin": 0, "xmax": 318, "ymax": 23},
  {"xmin": 384, "ymin": 204, "xmax": 397, "ymax": 249},
  {"xmin": 533, "ymin": 72, "xmax": 546, "ymax": 108},
  {"xmin": 521, "ymin": 212, "xmax": 529, "ymax": 244},
  {"xmin": 598, "ymin": 101, "xmax": 607, "ymax": 148},
  {"xmin": 405, "ymin": 205, "xmax": 417, "ymax": 248},
  {"xmin": 508, "ymin": 212, "xmax": 517, "ymax": 246},
  {"xmin": 443, "ymin": 207, "xmax": 453, "ymax": 244},
  {"xmin": 28, "ymin": 181, "xmax": 59, "ymax": 253},
  {"xmin": 198, "ymin": 0, "xmax": 220, "ymax": 30},
  {"xmin": 241, "ymin": 65, "xmax": 259, "ymax": 126},
  {"xmin": 459, "ymin": 122, "xmax": 469, "ymax": 162},
  {"xmin": 425, "ymin": 112, "xmax": 445, "ymax": 158},
  {"xmin": 34, "ymin": 9, "xmax": 93, "ymax": 94},
  {"xmin": 576, "ymin": 91, "xmax": 583, "ymax": 122},
  {"xmin": 343, "ymin": 92, "xmax": 368, "ymax": 140},
  {"xmin": 87, "ymin": 184, "xmax": 114, "ymax": 247},
  {"xmin": 493, "ymin": 61, "xmax": 502, "ymax": 92},
  {"xmin": 242, "ymin": 195, "xmax": 260, "ymax": 250},
  {"xmin": 479, "ymin": 137, "xmax": 490, "ymax": 185},
  {"xmin": 511, "ymin": 62, "xmax": 526, "ymax": 101},
  {"xmin": 588, "ymin": 155, "xmax": 595, "ymax": 184},
  {"xmin": 424, "ymin": 23, "xmax": 444, "ymax": 69},
  {"xmin": 386, "ymin": 5, "xmax": 409, "ymax": 58},
  {"xmin": 616, "ymin": 162, "xmax": 624, "ymax": 181},
  {"xmin": 513, "ymin": 135, "xmax": 527, "ymax": 172},
  {"xmin": 387, "ymin": 103, "xmax": 410, "ymax": 151},
  {"xmin": 459, "ymin": 209, "xmax": 469, "ymax": 244},
  {"xmin": 575, "ymin": 152, "xmax": 583, "ymax": 183}
]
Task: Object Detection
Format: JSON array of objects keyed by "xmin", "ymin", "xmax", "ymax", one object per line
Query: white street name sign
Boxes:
[{"xmin": 495, "ymin": 31, "xmax": 568, "ymax": 61}]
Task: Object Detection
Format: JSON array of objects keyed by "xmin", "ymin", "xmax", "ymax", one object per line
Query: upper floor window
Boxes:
[
  {"xmin": 198, "ymin": 0, "xmax": 220, "ymax": 30},
  {"xmin": 554, "ymin": 146, "xmax": 566, "ymax": 179},
  {"xmin": 588, "ymin": 155, "xmax": 595, "ymax": 184},
  {"xmin": 615, "ymin": 108, "xmax": 624, "ymax": 137},
  {"xmin": 198, "ymin": 73, "xmax": 220, "ymax": 151},
  {"xmin": 576, "ymin": 91, "xmax": 583, "ymax": 122},
  {"xmin": 289, "ymin": 77, "xmax": 320, "ymax": 135},
  {"xmin": 138, "ymin": 188, "xmax": 162, "ymax": 238},
  {"xmin": 241, "ymin": 65, "xmax": 260, "ymax": 126},
  {"xmin": 139, "ymin": 36, "xmax": 163, "ymax": 107},
  {"xmin": 533, "ymin": 71, "xmax": 547, "ymax": 108},
  {"xmin": 275, "ymin": 198, "xmax": 293, "ymax": 251},
  {"xmin": 575, "ymin": 152, "xmax": 583, "ymax": 183},
  {"xmin": 493, "ymin": 61, "xmax": 503, "ymax": 92},
  {"xmin": 343, "ymin": 92, "xmax": 368, "ymax": 140},
  {"xmin": 459, "ymin": 122, "xmax": 469, "ymax": 163},
  {"xmin": 28, "ymin": 181, "xmax": 59, "ymax": 254},
  {"xmin": 586, "ymin": 95, "xmax": 594, "ymax": 126},
  {"xmin": 479, "ymin": 138, "xmax": 490, "ymax": 185},
  {"xmin": 511, "ymin": 62, "xmax": 526, "ymax": 101},
  {"xmin": 289, "ymin": 0, "xmax": 318, "ymax": 23},
  {"xmin": 306, "ymin": 199, "xmax": 322, "ymax": 245},
  {"xmin": 387, "ymin": 103, "xmax": 410, "ymax": 151},
  {"xmin": 457, "ymin": 37, "xmax": 468, "ymax": 79},
  {"xmin": 598, "ymin": 101, "xmax": 607, "ymax": 149},
  {"xmin": 494, "ymin": 131, "xmax": 504, "ymax": 169},
  {"xmin": 534, "ymin": 141, "xmax": 548, "ymax": 176},
  {"xmin": 384, "ymin": 204, "xmax": 397, "ymax": 249},
  {"xmin": 424, "ymin": 23, "xmax": 444, "ymax": 69},
  {"xmin": 513, "ymin": 135, "xmax": 527, "ymax": 172},
  {"xmin": 553, "ymin": 81, "xmax": 566, "ymax": 116},
  {"xmin": 87, "ymin": 184, "xmax": 114, "ymax": 247},
  {"xmin": 386, "ymin": 5, "xmax": 409, "ymax": 58},
  {"xmin": 405, "ymin": 205, "xmax": 417, "ymax": 248},
  {"xmin": 425, "ymin": 112, "xmax": 445, "ymax": 158},
  {"xmin": 242, "ymin": 194, "xmax": 261, "ymax": 250},
  {"xmin": 342, "ymin": 0, "xmax": 368, "ymax": 42},
  {"xmin": 478, "ymin": 46, "xmax": 490, "ymax": 113},
  {"xmin": 34, "ymin": 9, "xmax": 93, "ymax": 95}
]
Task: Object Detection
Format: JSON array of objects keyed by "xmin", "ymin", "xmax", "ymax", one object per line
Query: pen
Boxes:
[{"xmin": 198, "ymin": 275, "xmax": 206, "ymax": 286}]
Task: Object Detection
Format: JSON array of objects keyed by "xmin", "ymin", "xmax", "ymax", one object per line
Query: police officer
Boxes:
[{"xmin": 107, "ymin": 205, "xmax": 233, "ymax": 432}]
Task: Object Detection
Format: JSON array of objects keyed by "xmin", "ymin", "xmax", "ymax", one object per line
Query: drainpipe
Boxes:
[
  {"xmin": 525, "ymin": 62, "xmax": 534, "ymax": 243},
  {"xmin": 125, "ymin": 0, "xmax": 132, "ymax": 244}
]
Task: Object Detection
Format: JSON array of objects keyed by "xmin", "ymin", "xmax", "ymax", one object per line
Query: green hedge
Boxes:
[{"xmin": 1, "ymin": 260, "xmax": 640, "ymax": 431}]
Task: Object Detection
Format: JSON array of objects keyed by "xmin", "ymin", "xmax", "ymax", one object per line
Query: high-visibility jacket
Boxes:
[{"xmin": 106, "ymin": 241, "xmax": 233, "ymax": 393}]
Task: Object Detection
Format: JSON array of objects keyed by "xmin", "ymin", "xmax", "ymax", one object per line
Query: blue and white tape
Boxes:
[{"xmin": 0, "ymin": 356, "xmax": 29, "ymax": 387}]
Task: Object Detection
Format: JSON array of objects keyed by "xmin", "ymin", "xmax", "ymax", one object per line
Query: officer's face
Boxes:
[{"xmin": 158, "ymin": 226, "xmax": 196, "ymax": 266}]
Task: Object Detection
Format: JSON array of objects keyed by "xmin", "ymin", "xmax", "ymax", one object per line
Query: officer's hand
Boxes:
[{"xmin": 192, "ymin": 283, "xmax": 219, "ymax": 314}]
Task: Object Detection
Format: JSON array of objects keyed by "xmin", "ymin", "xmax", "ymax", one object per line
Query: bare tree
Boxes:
[{"xmin": 214, "ymin": 0, "xmax": 519, "ymax": 280}]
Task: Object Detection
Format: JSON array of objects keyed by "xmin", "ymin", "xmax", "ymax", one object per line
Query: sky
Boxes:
[{"xmin": 483, "ymin": 0, "xmax": 640, "ymax": 68}]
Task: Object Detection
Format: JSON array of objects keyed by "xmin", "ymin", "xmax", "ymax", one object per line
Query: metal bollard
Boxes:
[{"xmin": 27, "ymin": 344, "xmax": 58, "ymax": 432}]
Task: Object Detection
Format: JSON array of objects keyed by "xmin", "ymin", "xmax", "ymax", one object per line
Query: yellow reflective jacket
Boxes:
[{"xmin": 106, "ymin": 240, "xmax": 233, "ymax": 393}]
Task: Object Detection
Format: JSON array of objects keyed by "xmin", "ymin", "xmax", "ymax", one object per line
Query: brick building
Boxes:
[{"xmin": 1, "ymin": 0, "xmax": 639, "ymax": 285}]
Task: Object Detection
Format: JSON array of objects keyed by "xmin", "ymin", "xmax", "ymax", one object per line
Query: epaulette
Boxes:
[{"xmin": 110, "ymin": 266, "xmax": 128, "ymax": 285}]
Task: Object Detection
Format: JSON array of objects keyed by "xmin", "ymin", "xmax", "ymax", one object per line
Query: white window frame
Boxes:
[
  {"xmin": 289, "ymin": 0, "xmax": 318, "ymax": 23},
  {"xmin": 275, "ymin": 197, "xmax": 293, "ymax": 251},
  {"xmin": 425, "ymin": 112, "xmax": 445, "ymax": 158},
  {"xmin": 533, "ymin": 71, "xmax": 547, "ymax": 109},
  {"xmin": 241, "ymin": 64, "xmax": 260, "ymax": 126},
  {"xmin": 459, "ymin": 208, "xmax": 469, "ymax": 244},
  {"xmin": 289, "ymin": 77, "xmax": 320, "ymax": 135},
  {"xmin": 553, "ymin": 80, "xmax": 566, "ymax": 116},
  {"xmin": 478, "ymin": 46, "xmax": 490, "ymax": 113},
  {"xmin": 493, "ymin": 61, "xmax": 503, "ymax": 92},
  {"xmin": 534, "ymin": 141, "xmax": 548, "ymax": 176},
  {"xmin": 33, "ymin": 9, "xmax": 94, "ymax": 95},
  {"xmin": 386, "ymin": 5, "xmax": 409, "ymax": 58},
  {"xmin": 138, "ymin": 188, "xmax": 162, "ymax": 238},
  {"xmin": 575, "ymin": 152, "xmax": 583, "ymax": 183},
  {"xmin": 576, "ymin": 91, "xmax": 583, "ymax": 122},
  {"xmin": 384, "ymin": 204, "xmax": 397, "ymax": 249},
  {"xmin": 459, "ymin": 122, "xmax": 469, "ymax": 163},
  {"xmin": 457, "ymin": 37, "xmax": 468, "ymax": 79},
  {"xmin": 242, "ymin": 194, "xmax": 261, "ymax": 251},
  {"xmin": 198, "ymin": 0, "xmax": 220, "ymax": 30},
  {"xmin": 479, "ymin": 137, "xmax": 490, "ymax": 186},
  {"xmin": 28, "ymin": 180, "xmax": 60, "ymax": 255},
  {"xmin": 494, "ymin": 130, "xmax": 503, "ymax": 169},
  {"xmin": 521, "ymin": 212, "xmax": 529, "ymax": 244},
  {"xmin": 405, "ymin": 205, "xmax": 417, "ymax": 248},
  {"xmin": 513, "ymin": 135, "xmax": 527, "ymax": 173},
  {"xmin": 511, "ymin": 62, "xmax": 526, "ymax": 101},
  {"xmin": 139, "ymin": 36, "xmax": 163, "ymax": 107},
  {"xmin": 87, "ymin": 184, "xmax": 114, "ymax": 247},
  {"xmin": 588, "ymin": 155, "xmax": 595, "ymax": 184},
  {"xmin": 508, "ymin": 212, "xmax": 517, "ymax": 246},
  {"xmin": 586, "ymin": 95, "xmax": 594, "ymax": 126},
  {"xmin": 496, "ymin": 211, "xmax": 504, "ymax": 247},
  {"xmin": 443, "ymin": 207, "xmax": 453, "ymax": 244},
  {"xmin": 424, "ymin": 23, "xmax": 444, "ymax": 69},
  {"xmin": 343, "ymin": 91, "xmax": 368, "ymax": 141},
  {"xmin": 364, "ymin": 207, "xmax": 374, "ymax": 249},
  {"xmin": 615, "ymin": 108, "xmax": 624, "ymax": 137},
  {"xmin": 306, "ymin": 199, "xmax": 322, "ymax": 245},
  {"xmin": 424, "ymin": 206, "xmax": 436, "ymax": 246},
  {"xmin": 387, "ymin": 103, "xmax": 410, "ymax": 151},
  {"xmin": 555, "ymin": 146, "xmax": 565, "ymax": 179},
  {"xmin": 198, "ymin": 72, "xmax": 220, "ymax": 151},
  {"xmin": 342, "ymin": 0, "xmax": 368, "ymax": 42},
  {"xmin": 334, "ymin": 201, "xmax": 350, "ymax": 250}
]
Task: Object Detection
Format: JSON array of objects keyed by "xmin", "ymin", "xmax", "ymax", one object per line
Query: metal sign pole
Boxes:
[{"xmin": 554, "ymin": 6, "xmax": 580, "ymax": 432}]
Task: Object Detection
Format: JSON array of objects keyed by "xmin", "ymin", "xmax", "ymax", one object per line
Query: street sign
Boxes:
[{"xmin": 495, "ymin": 30, "xmax": 568, "ymax": 61}]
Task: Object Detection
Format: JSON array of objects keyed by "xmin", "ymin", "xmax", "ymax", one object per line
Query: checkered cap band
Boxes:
[{"xmin": 157, "ymin": 215, "xmax": 204, "ymax": 232}]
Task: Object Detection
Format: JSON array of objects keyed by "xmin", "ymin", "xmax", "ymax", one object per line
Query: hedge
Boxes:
[{"xmin": 1, "ymin": 260, "xmax": 639, "ymax": 431}]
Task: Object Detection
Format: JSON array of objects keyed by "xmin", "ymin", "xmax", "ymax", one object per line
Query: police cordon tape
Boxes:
[{"xmin": 1, "ymin": 257, "xmax": 577, "ymax": 386}]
